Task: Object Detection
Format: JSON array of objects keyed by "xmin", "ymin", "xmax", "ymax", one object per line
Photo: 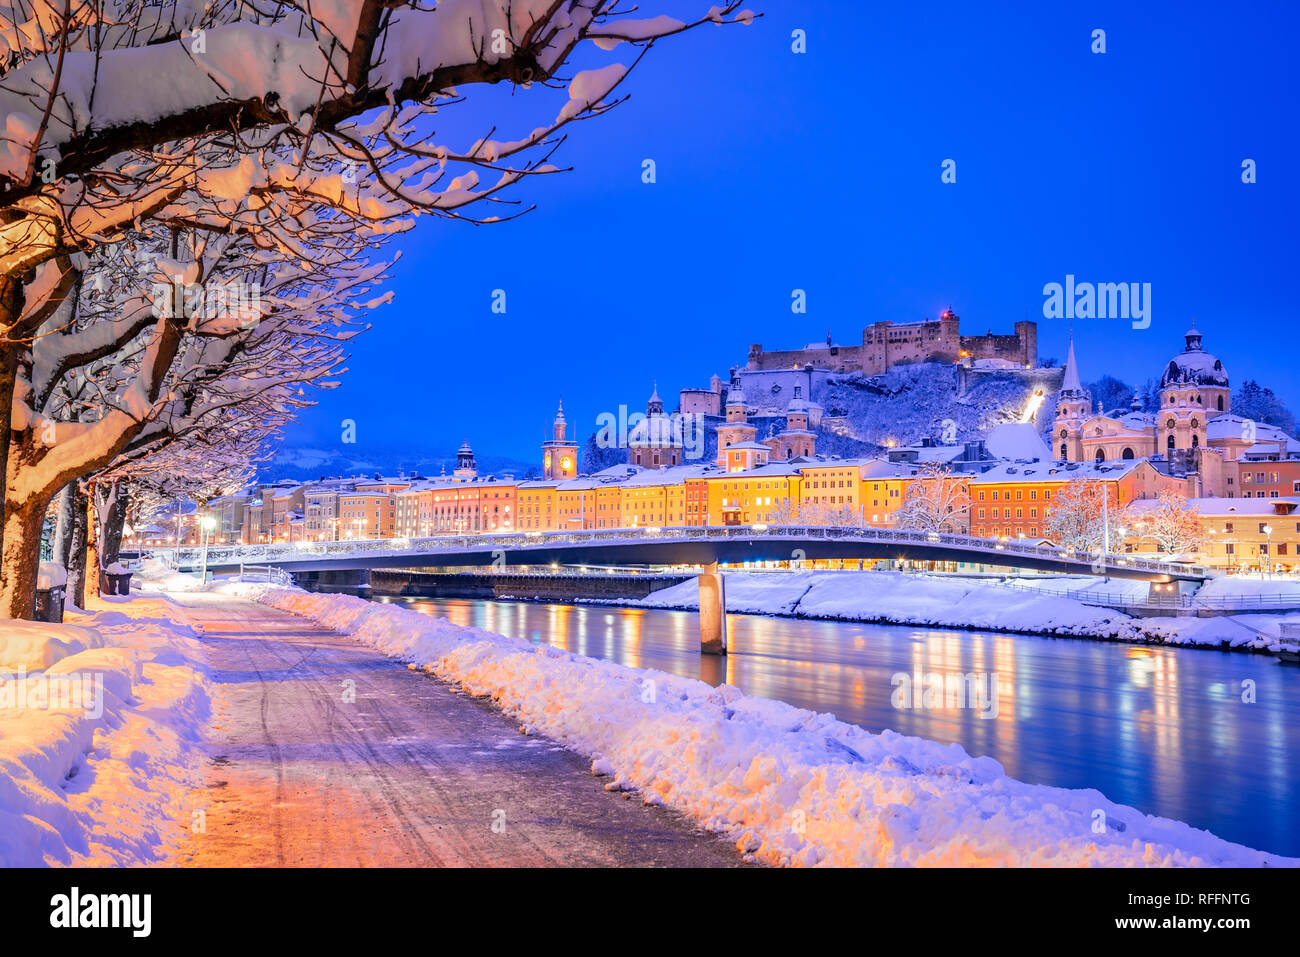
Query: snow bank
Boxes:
[
  {"xmin": 239, "ymin": 584, "xmax": 1296, "ymax": 867},
  {"xmin": 630, "ymin": 571, "xmax": 1300, "ymax": 654},
  {"xmin": 0, "ymin": 598, "xmax": 210, "ymax": 866},
  {"xmin": 0, "ymin": 619, "xmax": 104, "ymax": 671}
]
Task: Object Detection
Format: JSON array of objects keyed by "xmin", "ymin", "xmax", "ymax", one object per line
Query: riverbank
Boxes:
[
  {"xmin": 609, "ymin": 571, "xmax": 1300, "ymax": 655},
  {"xmin": 230, "ymin": 581, "xmax": 1298, "ymax": 867}
]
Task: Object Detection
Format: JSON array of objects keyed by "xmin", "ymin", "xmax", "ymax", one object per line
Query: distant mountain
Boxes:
[{"xmin": 258, "ymin": 445, "xmax": 538, "ymax": 483}]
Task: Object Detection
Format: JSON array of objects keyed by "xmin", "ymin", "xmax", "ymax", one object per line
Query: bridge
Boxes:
[{"xmin": 172, "ymin": 525, "xmax": 1213, "ymax": 582}]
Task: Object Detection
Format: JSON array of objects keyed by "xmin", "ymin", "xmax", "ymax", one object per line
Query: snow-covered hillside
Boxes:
[{"xmin": 823, "ymin": 363, "xmax": 1062, "ymax": 447}]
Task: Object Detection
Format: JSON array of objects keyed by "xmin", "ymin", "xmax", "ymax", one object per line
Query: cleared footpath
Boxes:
[{"xmin": 172, "ymin": 594, "xmax": 742, "ymax": 867}]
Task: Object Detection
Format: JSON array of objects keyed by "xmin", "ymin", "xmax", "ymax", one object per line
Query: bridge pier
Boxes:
[{"xmin": 699, "ymin": 563, "xmax": 727, "ymax": 655}]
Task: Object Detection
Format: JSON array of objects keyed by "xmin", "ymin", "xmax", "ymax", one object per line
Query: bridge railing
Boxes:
[
  {"xmin": 174, "ymin": 524, "xmax": 1209, "ymax": 579},
  {"xmin": 996, "ymin": 578, "xmax": 1300, "ymax": 611}
]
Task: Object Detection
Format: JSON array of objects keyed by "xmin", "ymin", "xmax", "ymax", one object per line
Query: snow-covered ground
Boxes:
[
  {"xmin": 625, "ymin": 571, "xmax": 1300, "ymax": 654},
  {"xmin": 227, "ymin": 582, "xmax": 1298, "ymax": 867},
  {"xmin": 0, "ymin": 594, "xmax": 210, "ymax": 866}
]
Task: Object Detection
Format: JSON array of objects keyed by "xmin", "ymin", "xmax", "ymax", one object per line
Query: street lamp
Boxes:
[
  {"xmin": 199, "ymin": 515, "xmax": 216, "ymax": 583},
  {"xmin": 1263, "ymin": 524, "xmax": 1273, "ymax": 578}
]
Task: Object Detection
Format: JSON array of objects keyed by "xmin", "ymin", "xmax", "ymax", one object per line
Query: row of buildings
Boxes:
[{"xmin": 156, "ymin": 324, "xmax": 1299, "ymax": 573}]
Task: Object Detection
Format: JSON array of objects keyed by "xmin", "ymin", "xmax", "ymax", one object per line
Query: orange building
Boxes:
[
  {"xmin": 969, "ymin": 459, "xmax": 1191, "ymax": 540},
  {"xmin": 338, "ymin": 491, "xmax": 395, "ymax": 540}
]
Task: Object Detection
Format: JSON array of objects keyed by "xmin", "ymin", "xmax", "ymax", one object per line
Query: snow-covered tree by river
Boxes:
[
  {"xmin": 1135, "ymin": 491, "xmax": 1203, "ymax": 556},
  {"xmin": 0, "ymin": 0, "xmax": 756, "ymax": 616},
  {"xmin": 893, "ymin": 464, "xmax": 969, "ymax": 534},
  {"xmin": 1042, "ymin": 479, "xmax": 1128, "ymax": 552}
]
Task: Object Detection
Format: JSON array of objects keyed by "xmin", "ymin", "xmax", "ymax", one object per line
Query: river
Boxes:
[{"xmin": 375, "ymin": 595, "xmax": 1300, "ymax": 857}]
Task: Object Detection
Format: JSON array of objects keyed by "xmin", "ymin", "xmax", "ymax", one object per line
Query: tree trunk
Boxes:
[
  {"xmin": 85, "ymin": 491, "xmax": 101, "ymax": 600},
  {"xmin": 101, "ymin": 485, "xmax": 128, "ymax": 568},
  {"xmin": 51, "ymin": 482, "xmax": 75, "ymax": 567},
  {"xmin": 66, "ymin": 488, "xmax": 88, "ymax": 609},
  {"xmin": 0, "ymin": 493, "xmax": 49, "ymax": 619},
  {"xmin": 0, "ymin": 277, "xmax": 23, "ymax": 606}
]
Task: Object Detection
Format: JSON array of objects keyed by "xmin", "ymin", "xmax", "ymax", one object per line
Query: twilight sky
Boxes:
[{"xmin": 280, "ymin": 0, "xmax": 1299, "ymax": 467}]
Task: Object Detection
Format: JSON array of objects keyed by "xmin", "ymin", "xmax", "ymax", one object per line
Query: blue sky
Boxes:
[{"xmin": 282, "ymin": 0, "xmax": 1299, "ymax": 467}]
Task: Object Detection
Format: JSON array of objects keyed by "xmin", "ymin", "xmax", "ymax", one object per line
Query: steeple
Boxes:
[
  {"xmin": 647, "ymin": 381, "xmax": 664, "ymax": 416},
  {"xmin": 1060, "ymin": 335, "xmax": 1085, "ymax": 395},
  {"xmin": 552, "ymin": 400, "xmax": 567, "ymax": 442},
  {"xmin": 1053, "ymin": 334, "xmax": 1092, "ymax": 463}
]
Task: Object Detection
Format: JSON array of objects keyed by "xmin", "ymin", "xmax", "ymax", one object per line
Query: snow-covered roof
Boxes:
[
  {"xmin": 856, "ymin": 460, "xmax": 923, "ymax": 480},
  {"xmin": 706, "ymin": 461, "xmax": 803, "ymax": 478},
  {"xmin": 1127, "ymin": 496, "xmax": 1300, "ymax": 516},
  {"xmin": 984, "ymin": 422, "xmax": 1050, "ymax": 462},
  {"xmin": 621, "ymin": 463, "xmax": 714, "ymax": 488},
  {"xmin": 969, "ymin": 458, "xmax": 1145, "ymax": 484},
  {"xmin": 1206, "ymin": 414, "xmax": 1295, "ymax": 446},
  {"xmin": 1240, "ymin": 440, "xmax": 1300, "ymax": 460},
  {"xmin": 889, "ymin": 444, "xmax": 966, "ymax": 463}
]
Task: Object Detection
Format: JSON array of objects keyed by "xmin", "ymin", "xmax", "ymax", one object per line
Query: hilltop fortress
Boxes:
[{"xmin": 744, "ymin": 309, "xmax": 1037, "ymax": 377}]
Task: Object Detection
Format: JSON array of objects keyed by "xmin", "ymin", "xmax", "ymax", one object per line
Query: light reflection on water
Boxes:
[{"xmin": 380, "ymin": 595, "xmax": 1300, "ymax": 857}]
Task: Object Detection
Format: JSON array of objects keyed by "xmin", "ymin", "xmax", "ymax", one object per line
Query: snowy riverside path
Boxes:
[{"xmin": 171, "ymin": 595, "xmax": 742, "ymax": 867}]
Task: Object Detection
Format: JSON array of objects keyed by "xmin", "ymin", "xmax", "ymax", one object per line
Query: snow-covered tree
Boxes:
[
  {"xmin": 1135, "ymin": 491, "xmax": 1202, "ymax": 556},
  {"xmin": 1042, "ymin": 479, "xmax": 1127, "ymax": 552},
  {"xmin": 893, "ymin": 464, "xmax": 969, "ymax": 534},
  {"xmin": 769, "ymin": 497, "xmax": 863, "ymax": 528},
  {"xmin": 4, "ymin": 224, "xmax": 372, "ymax": 614},
  {"xmin": 0, "ymin": 1, "xmax": 756, "ymax": 616}
]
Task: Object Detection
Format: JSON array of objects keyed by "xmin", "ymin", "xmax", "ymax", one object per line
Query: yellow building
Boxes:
[
  {"xmin": 858, "ymin": 461, "xmax": 913, "ymax": 527},
  {"xmin": 1127, "ymin": 496, "xmax": 1300, "ymax": 572},
  {"xmin": 704, "ymin": 464, "xmax": 803, "ymax": 525},
  {"xmin": 798, "ymin": 461, "xmax": 863, "ymax": 517},
  {"xmin": 619, "ymin": 467, "xmax": 698, "ymax": 528},
  {"xmin": 517, "ymin": 481, "xmax": 559, "ymax": 532}
]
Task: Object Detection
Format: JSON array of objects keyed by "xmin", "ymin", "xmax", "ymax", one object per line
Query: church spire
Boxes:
[{"xmin": 1060, "ymin": 335, "xmax": 1085, "ymax": 395}]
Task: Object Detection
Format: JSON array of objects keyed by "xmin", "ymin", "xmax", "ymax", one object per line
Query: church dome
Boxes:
[
  {"xmin": 1160, "ymin": 326, "xmax": 1229, "ymax": 389},
  {"xmin": 628, "ymin": 412, "xmax": 681, "ymax": 449}
]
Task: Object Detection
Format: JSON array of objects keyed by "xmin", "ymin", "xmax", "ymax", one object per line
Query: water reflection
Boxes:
[{"xmin": 385, "ymin": 596, "xmax": 1299, "ymax": 857}]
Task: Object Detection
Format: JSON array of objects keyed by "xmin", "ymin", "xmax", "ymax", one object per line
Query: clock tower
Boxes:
[{"xmin": 542, "ymin": 400, "xmax": 579, "ymax": 480}]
